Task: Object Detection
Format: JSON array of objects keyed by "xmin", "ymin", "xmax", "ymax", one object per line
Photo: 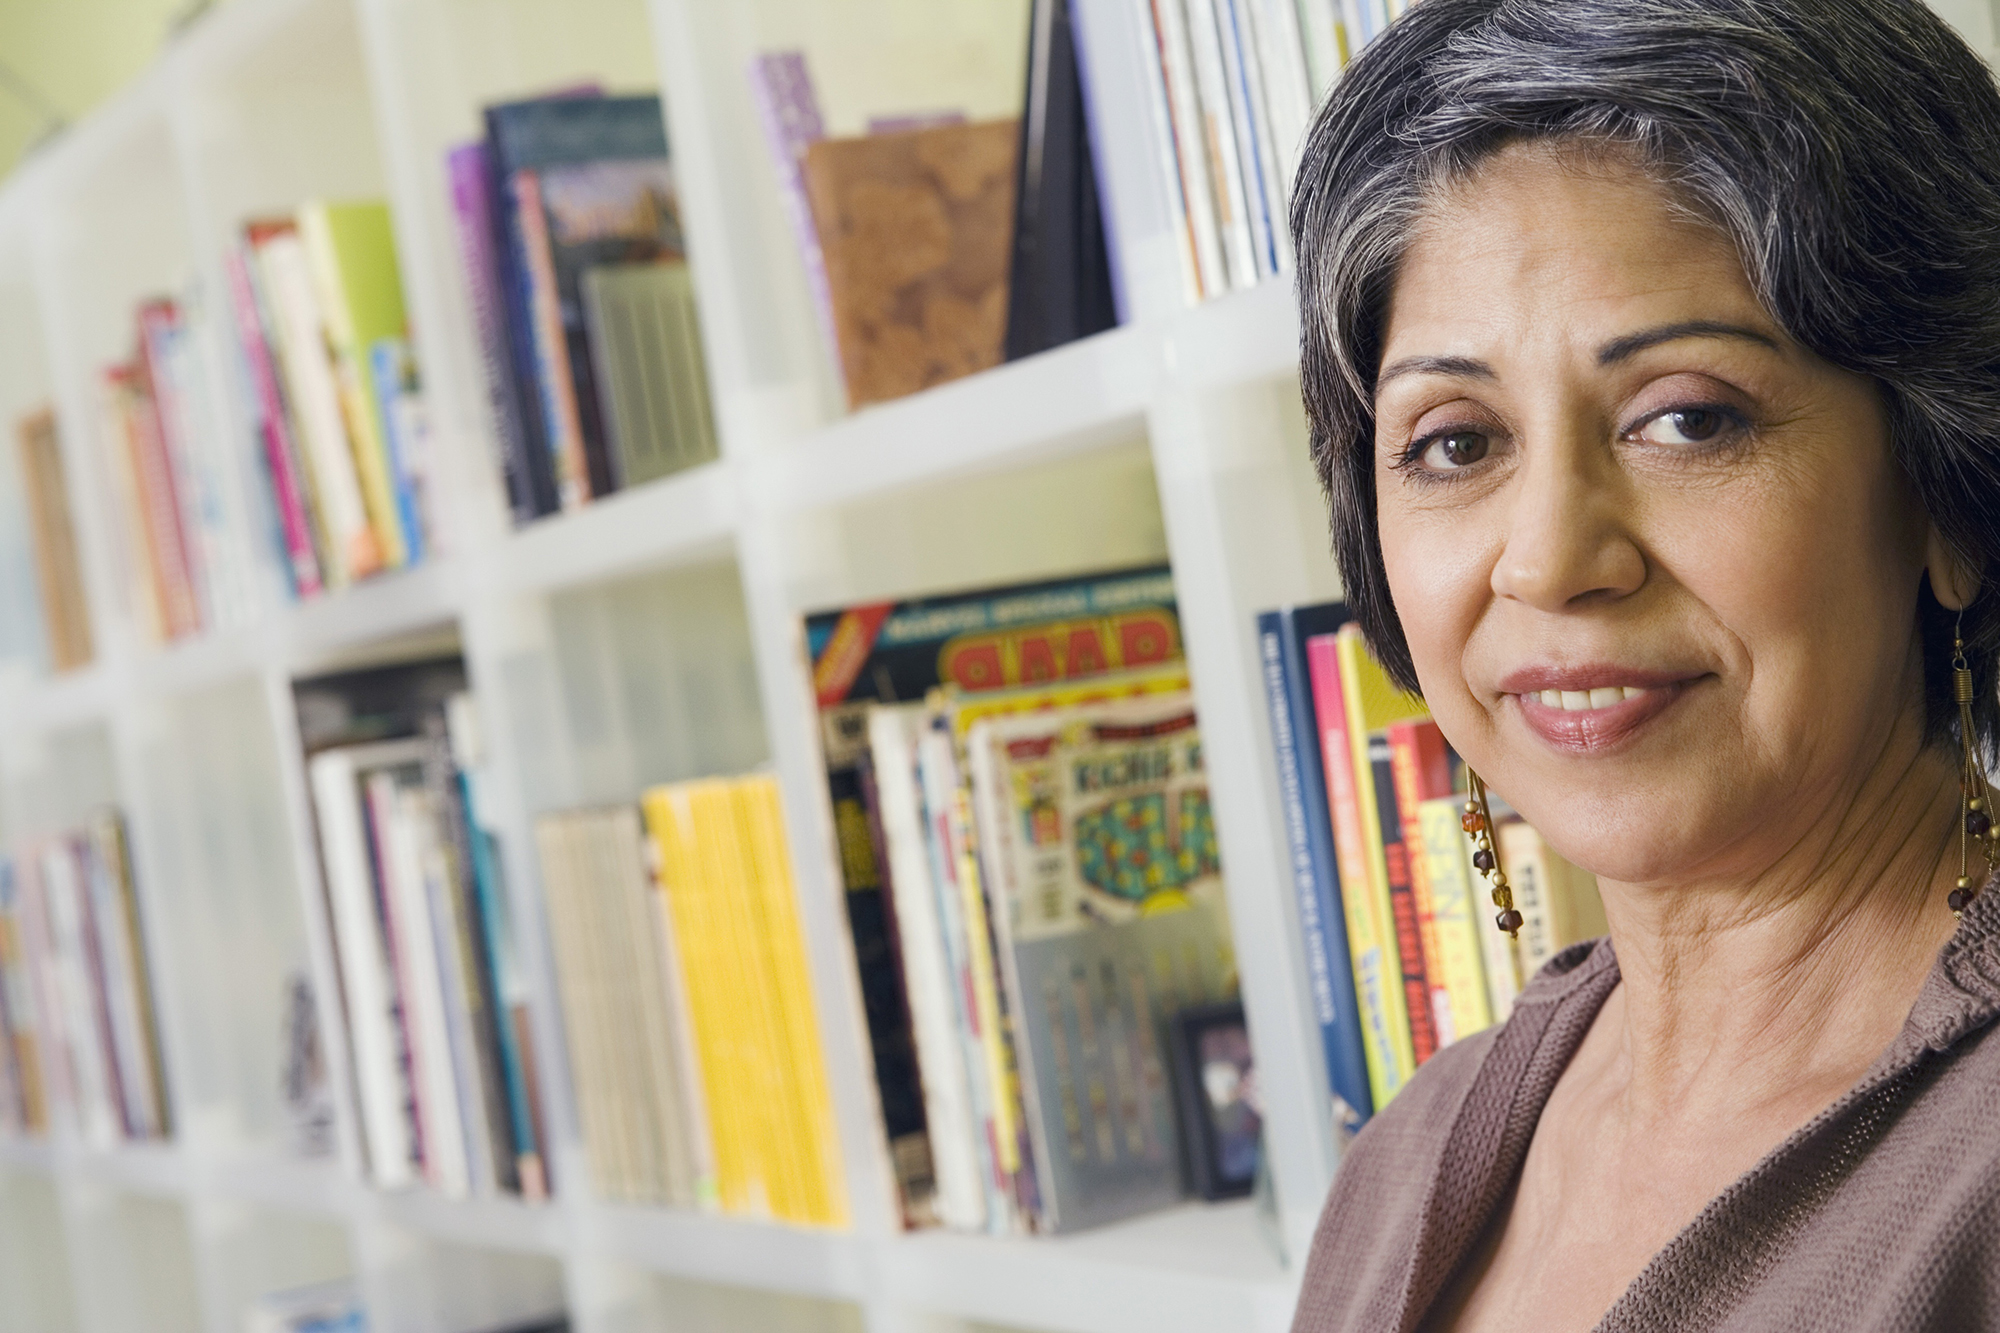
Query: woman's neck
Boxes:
[{"xmin": 1594, "ymin": 739, "xmax": 1966, "ymax": 1123}]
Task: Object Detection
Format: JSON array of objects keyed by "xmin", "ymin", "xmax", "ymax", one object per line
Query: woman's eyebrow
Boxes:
[
  {"xmin": 1597, "ymin": 320, "xmax": 1779, "ymax": 365},
  {"xmin": 1375, "ymin": 354, "xmax": 1496, "ymax": 390}
]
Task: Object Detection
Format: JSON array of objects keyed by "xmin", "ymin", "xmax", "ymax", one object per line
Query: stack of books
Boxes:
[
  {"xmin": 0, "ymin": 810, "xmax": 171, "ymax": 1147},
  {"xmin": 101, "ymin": 296, "xmax": 261, "ymax": 641},
  {"xmin": 303, "ymin": 670, "xmax": 546, "ymax": 1200},
  {"xmin": 1136, "ymin": 0, "xmax": 1408, "ymax": 304},
  {"xmin": 15, "ymin": 408, "xmax": 92, "ymax": 672},
  {"xmin": 532, "ymin": 775, "xmax": 845, "ymax": 1227},
  {"xmin": 1257, "ymin": 605, "xmax": 1607, "ymax": 1132},
  {"xmin": 447, "ymin": 90, "xmax": 718, "ymax": 526},
  {"xmin": 226, "ymin": 201, "xmax": 431, "ymax": 603},
  {"xmin": 808, "ymin": 565, "xmax": 1239, "ymax": 1234}
]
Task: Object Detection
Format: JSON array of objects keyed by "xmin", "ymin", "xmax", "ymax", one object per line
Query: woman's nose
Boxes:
[{"xmin": 1489, "ymin": 428, "xmax": 1647, "ymax": 613}]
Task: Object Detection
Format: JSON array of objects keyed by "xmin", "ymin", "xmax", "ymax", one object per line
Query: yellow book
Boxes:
[
  {"xmin": 298, "ymin": 200, "xmax": 411, "ymax": 569},
  {"xmin": 1416, "ymin": 797, "xmax": 1494, "ymax": 1040},
  {"xmin": 737, "ymin": 776, "xmax": 849, "ymax": 1227},
  {"xmin": 1332, "ymin": 625, "xmax": 1429, "ymax": 1091}
]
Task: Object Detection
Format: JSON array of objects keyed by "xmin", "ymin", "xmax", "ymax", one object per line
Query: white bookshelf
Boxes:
[{"xmin": 0, "ymin": 0, "xmax": 1365, "ymax": 1330}]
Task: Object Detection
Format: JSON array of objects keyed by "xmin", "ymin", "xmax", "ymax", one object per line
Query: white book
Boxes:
[
  {"xmin": 254, "ymin": 232, "xmax": 372, "ymax": 588},
  {"xmin": 1294, "ymin": 0, "xmax": 1345, "ymax": 99},
  {"xmin": 308, "ymin": 742, "xmax": 420, "ymax": 1189},
  {"xmin": 38, "ymin": 843, "xmax": 119, "ymax": 1147},
  {"xmin": 162, "ymin": 299, "xmax": 261, "ymax": 631},
  {"xmin": 1215, "ymin": 0, "xmax": 1281, "ymax": 278},
  {"xmin": 1233, "ymin": 0, "xmax": 1299, "ymax": 273},
  {"xmin": 137, "ymin": 315, "xmax": 216, "ymax": 631},
  {"xmin": 79, "ymin": 832, "xmax": 159, "ymax": 1138},
  {"xmin": 1253, "ymin": 0, "xmax": 1318, "ymax": 187},
  {"xmin": 868, "ymin": 707, "xmax": 985, "ymax": 1232},
  {"xmin": 1151, "ymin": 0, "xmax": 1231, "ymax": 297},
  {"xmin": 404, "ymin": 782, "xmax": 496, "ymax": 1197},
  {"xmin": 1183, "ymin": 0, "xmax": 1262, "ymax": 286},
  {"xmin": 369, "ymin": 770, "xmax": 470, "ymax": 1197},
  {"xmin": 1340, "ymin": 0, "xmax": 1374, "ymax": 50}
]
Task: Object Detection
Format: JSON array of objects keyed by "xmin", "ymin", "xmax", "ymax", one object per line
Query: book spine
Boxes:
[
  {"xmin": 1293, "ymin": 0, "xmax": 1343, "ymax": 101},
  {"xmin": 225, "ymin": 244, "xmax": 325, "ymax": 598},
  {"xmin": 255, "ymin": 232, "xmax": 380, "ymax": 585},
  {"xmin": 1305, "ymin": 634, "xmax": 1407, "ymax": 1106},
  {"xmin": 1121, "ymin": 0, "xmax": 1202, "ymax": 306},
  {"xmin": 1182, "ymin": 0, "xmax": 1261, "ymax": 287},
  {"xmin": 445, "ymin": 142, "xmax": 543, "ymax": 525},
  {"xmin": 134, "ymin": 303, "xmax": 216, "ymax": 634},
  {"xmin": 1216, "ymin": 0, "xmax": 1280, "ymax": 278},
  {"xmin": 94, "ymin": 813, "xmax": 170, "ymax": 1138},
  {"xmin": 369, "ymin": 340, "xmax": 428, "ymax": 567},
  {"xmin": 1250, "ymin": 0, "xmax": 1316, "ymax": 187},
  {"xmin": 1063, "ymin": 0, "xmax": 1133, "ymax": 324},
  {"xmin": 114, "ymin": 368, "xmax": 201, "ymax": 639},
  {"xmin": 296, "ymin": 207, "xmax": 411, "ymax": 571},
  {"xmin": 1416, "ymin": 797, "xmax": 1495, "ymax": 1038},
  {"xmin": 77, "ymin": 834, "xmax": 155, "ymax": 1137},
  {"xmin": 1369, "ymin": 734, "xmax": 1437, "ymax": 1065},
  {"xmin": 1498, "ymin": 822, "xmax": 1609, "ymax": 983},
  {"xmin": 1339, "ymin": 0, "xmax": 1374, "ymax": 51},
  {"xmin": 1257, "ymin": 613, "xmax": 1371, "ymax": 1128},
  {"xmin": 17, "ymin": 411, "xmax": 95, "ymax": 670},
  {"xmin": 746, "ymin": 53, "xmax": 842, "ymax": 374},
  {"xmin": 644, "ymin": 829, "xmax": 719, "ymax": 1209},
  {"xmin": 1151, "ymin": 0, "xmax": 1229, "ymax": 297},
  {"xmin": 66, "ymin": 839, "xmax": 136, "ymax": 1140},
  {"xmin": 1385, "ymin": 721, "xmax": 1462, "ymax": 1044},
  {"xmin": 508, "ymin": 170, "xmax": 593, "ymax": 511}
]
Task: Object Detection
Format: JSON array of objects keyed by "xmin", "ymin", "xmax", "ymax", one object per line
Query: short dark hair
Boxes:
[{"xmin": 1290, "ymin": 0, "xmax": 2000, "ymax": 762}]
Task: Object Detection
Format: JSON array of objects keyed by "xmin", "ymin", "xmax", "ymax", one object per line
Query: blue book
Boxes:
[{"xmin": 1257, "ymin": 603, "xmax": 1373, "ymax": 1132}]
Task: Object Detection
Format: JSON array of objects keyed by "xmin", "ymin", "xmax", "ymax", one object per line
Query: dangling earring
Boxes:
[
  {"xmin": 1462, "ymin": 771, "xmax": 1522, "ymax": 937},
  {"xmin": 1952, "ymin": 619, "xmax": 1998, "ymax": 915}
]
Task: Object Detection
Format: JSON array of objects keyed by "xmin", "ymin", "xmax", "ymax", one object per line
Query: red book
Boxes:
[
  {"xmin": 1369, "ymin": 732, "xmax": 1437, "ymax": 1064},
  {"xmin": 1387, "ymin": 718, "xmax": 1457, "ymax": 1043}
]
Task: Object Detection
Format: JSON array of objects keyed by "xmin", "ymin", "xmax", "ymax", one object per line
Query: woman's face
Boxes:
[{"xmin": 1374, "ymin": 143, "xmax": 1939, "ymax": 889}]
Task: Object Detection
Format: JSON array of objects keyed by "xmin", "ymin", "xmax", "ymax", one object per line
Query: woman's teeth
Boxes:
[{"xmin": 1537, "ymin": 686, "xmax": 1650, "ymax": 711}]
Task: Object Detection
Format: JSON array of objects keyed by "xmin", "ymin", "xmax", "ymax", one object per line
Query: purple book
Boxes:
[
  {"xmin": 747, "ymin": 52, "xmax": 841, "ymax": 372},
  {"xmin": 447, "ymin": 141, "xmax": 545, "ymax": 523}
]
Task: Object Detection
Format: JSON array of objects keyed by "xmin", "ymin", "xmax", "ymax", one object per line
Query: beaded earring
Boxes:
[
  {"xmin": 1462, "ymin": 771, "xmax": 1522, "ymax": 938},
  {"xmin": 1952, "ymin": 622, "xmax": 1998, "ymax": 915}
]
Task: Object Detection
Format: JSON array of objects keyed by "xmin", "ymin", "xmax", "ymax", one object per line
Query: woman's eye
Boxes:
[
  {"xmin": 1418, "ymin": 430, "xmax": 1490, "ymax": 470},
  {"xmin": 1634, "ymin": 407, "xmax": 1734, "ymax": 447}
]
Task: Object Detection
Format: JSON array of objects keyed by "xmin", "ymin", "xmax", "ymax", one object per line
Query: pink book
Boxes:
[
  {"xmin": 1306, "ymin": 633, "xmax": 1373, "ymax": 915},
  {"xmin": 225, "ymin": 244, "xmax": 324, "ymax": 598}
]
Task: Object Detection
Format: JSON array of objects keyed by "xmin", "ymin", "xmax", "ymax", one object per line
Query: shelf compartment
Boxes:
[
  {"xmin": 495, "ymin": 460, "xmax": 739, "ymax": 598},
  {"xmin": 63, "ymin": 1184, "xmax": 205, "ymax": 1333},
  {"xmin": 0, "ymin": 1166, "xmax": 81, "ymax": 1332}
]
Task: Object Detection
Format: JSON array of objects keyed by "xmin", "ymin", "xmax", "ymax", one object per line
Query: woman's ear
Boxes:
[{"xmin": 1927, "ymin": 526, "xmax": 1982, "ymax": 611}]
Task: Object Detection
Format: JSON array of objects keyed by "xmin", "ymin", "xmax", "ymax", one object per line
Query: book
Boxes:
[
  {"xmin": 1147, "ymin": 0, "xmax": 1228, "ymax": 297},
  {"xmin": 1255, "ymin": 604, "xmax": 1371, "ymax": 1131},
  {"xmin": 747, "ymin": 53, "xmax": 841, "ymax": 371},
  {"xmin": 579, "ymin": 262, "xmax": 717, "ymax": 489},
  {"xmin": 103, "ymin": 364, "xmax": 200, "ymax": 639},
  {"xmin": 447, "ymin": 140, "xmax": 554, "ymax": 524},
  {"xmin": 369, "ymin": 339, "xmax": 430, "ymax": 567},
  {"xmin": 805, "ymin": 563, "xmax": 1183, "ymax": 1228},
  {"xmin": 242, "ymin": 1279, "xmax": 367, "ymax": 1333},
  {"xmin": 1368, "ymin": 732, "xmax": 1437, "ymax": 1065},
  {"xmin": 223, "ymin": 245, "xmax": 326, "ymax": 597},
  {"xmin": 1499, "ymin": 821, "xmax": 1609, "ymax": 980},
  {"xmin": 967, "ymin": 695, "xmax": 1235, "ymax": 1231},
  {"xmin": 0, "ymin": 864, "xmax": 46, "ymax": 1134},
  {"xmin": 1214, "ymin": 0, "xmax": 1280, "ymax": 279},
  {"xmin": 248, "ymin": 219, "xmax": 382, "ymax": 587},
  {"xmin": 1417, "ymin": 795, "xmax": 1505, "ymax": 1031},
  {"xmin": 297, "ymin": 201, "xmax": 417, "ymax": 569},
  {"xmin": 1003, "ymin": 0, "xmax": 1120, "ymax": 361},
  {"xmin": 483, "ymin": 93, "xmax": 676, "ymax": 510},
  {"xmin": 800, "ymin": 119, "xmax": 1019, "ymax": 407},
  {"xmin": 1386, "ymin": 719, "xmax": 1477, "ymax": 1045},
  {"xmin": 641, "ymin": 776, "xmax": 847, "ymax": 1227},
  {"xmin": 1182, "ymin": 0, "xmax": 1259, "ymax": 288},
  {"xmin": 16, "ymin": 408, "xmax": 93, "ymax": 671}
]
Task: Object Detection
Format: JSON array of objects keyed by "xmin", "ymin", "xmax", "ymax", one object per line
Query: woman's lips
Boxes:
[{"xmin": 1509, "ymin": 678, "xmax": 1696, "ymax": 752}]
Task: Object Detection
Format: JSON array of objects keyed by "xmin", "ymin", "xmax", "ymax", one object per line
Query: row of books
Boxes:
[
  {"xmin": 447, "ymin": 90, "xmax": 718, "ymax": 526},
  {"xmin": 532, "ymin": 776, "xmax": 844, "ymax": 1227},
  {"xmin": 1258, "ymin": 605, "xmax": 1606, "ymax": 1131},
  {"xmin": 226, "ymin": 201, "xmax": 432, "ymax": 600},
  {"xmin": 305, "ymin": 672, "xmax": 547, "ymax": 1200},
  {"xmin": 16, "ymin": 408, "xmax": 92, "ymax": 673},
  {"xmin": 0, "ymin": 810, "xmax": 171, "ymax": 1148},
  {"xmin": 750, "ymin": 0, "xmax": 1120, "ymax": 411},
  {"xmin": 102, "ymin": 295, "xmax": 261, "ymax": 641},
  {"xmin": 244, "ymin": 1278, "xmax": 567, "ymax": 1333},
  {"xmin": 1139, "ymin": 0, "xmax": 1408, "ymax": 304},
  {"xmin": 809, "ymin": 564, "xmax": 1241, "ymax": 1233}
]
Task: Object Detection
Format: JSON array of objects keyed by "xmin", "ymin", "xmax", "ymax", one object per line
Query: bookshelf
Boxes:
[{"xmin": 28, "ymin": 0, "xmax": 1983, "ymax": 1329}]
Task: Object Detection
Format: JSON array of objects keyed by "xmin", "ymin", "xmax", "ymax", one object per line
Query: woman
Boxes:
[{"xmin": 1286, "ymin": 1, "xmax": 2000, "ymax": 1329}]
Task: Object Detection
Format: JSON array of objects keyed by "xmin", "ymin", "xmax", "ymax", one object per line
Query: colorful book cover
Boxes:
[
  {"xmin": 370, "ymin": 338, "xmax": 430, "ymax": 566},
  {"xmin": 1256, "ymin": 604, "xmax": 1372, "ymax": 1131},
  {"xmin": 804, "ymin": 563, "xmax": 1180, "ymax": 1227},
  {"xmin": 1303, "ymin": 632, "xmax": 1405, "ymax": 1106},
  {"xmin": 1417, "ymin": 796, "xmax": 1497, "ymax": 1037},
  {"xmin": 1386, "ymin": 719, "xmax": 1468, "ymax": 1044},
  {"xmin": 1369, "ymin": 733, "xmax": 1437, "ymax": 1065},
  {"xmin": 297, "ymin": 200, "xmax": 417, "ymax": 569}
]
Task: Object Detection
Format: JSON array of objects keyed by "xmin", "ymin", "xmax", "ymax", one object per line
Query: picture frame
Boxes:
[{"xmin": 1169, "ymin": 999, "xmax": 1260, "ymax": 1201}]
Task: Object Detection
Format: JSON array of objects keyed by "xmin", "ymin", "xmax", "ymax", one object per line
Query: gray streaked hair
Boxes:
[{"xmin": 1291, "ymin": 0, "xmax": 2000, "ymax": 761}]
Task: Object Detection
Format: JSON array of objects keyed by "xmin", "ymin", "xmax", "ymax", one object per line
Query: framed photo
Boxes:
[{"xmin": 1170, "ymin": 1000, "xmax": 1260, "ymax": 1200}]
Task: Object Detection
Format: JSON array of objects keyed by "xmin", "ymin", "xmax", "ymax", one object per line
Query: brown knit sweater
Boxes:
[{"xmin": 1292, "ymin": 874, "xmax": 2000, "ymax": 1332}]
